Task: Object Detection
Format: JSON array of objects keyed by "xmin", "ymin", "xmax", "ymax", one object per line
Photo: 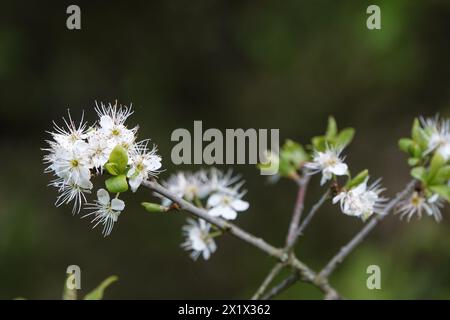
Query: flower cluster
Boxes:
[
  {"xmin": 159, "ymin": 168, "xmax": 249, "ymax": 260},
  {"xmin": 43, "ymin": 102, "xmax": 162, "ymax": 236},
  {"xmin": 306, "ymin": 146, "xmax": 387, "ymax": 221},
  {"xmin": 299, "ymin": 117, "xmax": 387, "ymax": 221},
  {"xmin": 397, "ymin": 116, "xmax": 450, "ymax": 221}
]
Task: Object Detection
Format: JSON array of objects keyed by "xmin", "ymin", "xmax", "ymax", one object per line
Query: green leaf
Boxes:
[
  {"xmin": 282, "ymin": 140, "xmax": 309, "ymax": 167},
  {"xmin": 345, "ymin": 169, "xmax": 369, "ymax": 189},
  {"xmin": 408, "ymin": 157, "xmax": 420, "ymax": 166},
  {"xmin": 326, "ymin": 116, "xmax": 338, "ymax": 138},
  {"xmin": 429, "ymin": 185, "xmax": 450, "ymax": 202},
  {"xmin": 311, "ymin": 136, "xmax": 327, "ymax": 152},
  {"xmin": 107, "ymin": 145, "xmax": 128, "ymax": 174},
  {"xmin": 278, "ymin": 156, "xmax": 297, "ymax": 177},
  {"xmin": 411, "ymin": 167, "xmax": 426, "ymax": 182},
  {"xmin": 411, "ymin": 118, "xmax": 427, "ymax": 149},
  {"xmin": 428, "ymin": 153, "xmax": 445, "ymax": 182},
  {"xmin": 84, "ymin": 276, "xmax": 118, "ymax": 300},
  {"xmin": 142, "ymin": 202, "xmax": 169, "ymax": 213},
  {"xmin": 433, "ymin": 165, "xmax": 450, "ymax": 184},
  {"xmin": 398, "ymin": 138, "xmax": 414, "ymax": 153},
  {"xmin": 411, "ymin": 143, "xmax": 422, "ymax": 158},
  {"xmin": 105, "ymin": 174, "xmax": 129, "ymax": 193},
  {"xmin": 335, "ymin": 128, "xmax": 355, "ymax": 148},
  {"xmin": 104, "ymin": 163, "xmax": 120, "ymax": 176}
]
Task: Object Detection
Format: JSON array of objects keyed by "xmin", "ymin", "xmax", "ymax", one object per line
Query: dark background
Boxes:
[{"xmin": 0, "ymin": 0, "xmax": 449, "ymax": 299}]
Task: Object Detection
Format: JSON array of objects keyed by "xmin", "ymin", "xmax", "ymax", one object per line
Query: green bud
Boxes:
[
  {"xmin": 408, "ymin": 157, "xmax": 420, "ymax": 166},
  {"xmin": 398, "ymin": 138, "xmax": 414, "ymax": 153},
  {"xmin": 141, "ymin": 202, "xmax": 169, "ymax": 213},
  {"xmin": 107, "ymin": 145, "xmax": 128, "ymax": 175}
]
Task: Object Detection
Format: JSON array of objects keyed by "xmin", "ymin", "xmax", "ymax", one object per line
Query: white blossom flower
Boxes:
[
  {"xmin": 83, "ymin": 189, "xmax": 125, "ymax": 236},
  {"xmin": 52, "ymin": 177, "xmax": 93, "ymax": 214},
  {"xmin": 304, "ymin": 147, "xmax": 348, "ymax": 185},
  {"xmin": 181, "ymin": 219, "xmax": 217, "ymax": 260},
  {"xmin": 127, "ymin": 141, "xmax": 162, "ymax": 192},
  {"xmin": 397, "ymin": 192, "xmax": 444, "ymax": 222},
  {"xmin": 95, "ymin": 101, "xmax": 137, "ymax": 152},
  {"xmin": 206, "ymin": 168, "xmax": 244, "ymax": 195},
  {"xmin": 49, "ymin": 140, "xmax": 92, "ymax": 185},
  {"xmin": 421, "ymin": 116, "xmax": 450, "ymax": 160},
  {"xmin": 207, "ymin": 193, "xmax": 249, "ymax": 220},
  {"xmin": 50, "ymin": 111, "xmax": 88, "ymax": 150},
  {"xmin": 160, "ymin": 171, "xmax": 209, "ymax": 205},
  {"xmin": 86, "ymin": 129, "xmax": 112, "ymax": 170},
  {"xmin": 333, "ymin": 178, "xmax": 387, "ymax": 221}
]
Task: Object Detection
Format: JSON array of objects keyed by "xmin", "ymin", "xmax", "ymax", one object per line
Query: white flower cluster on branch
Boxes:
[{"xmin": 43, "ymin": 102, "xmax": 161, "ymax": 236}]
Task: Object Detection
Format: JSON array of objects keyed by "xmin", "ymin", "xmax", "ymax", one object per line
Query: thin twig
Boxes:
[
  {"xmin": 285, "ymin": 189, "xmax": 331, "ymax": 252},
  {"xmin": 261, "ymin": 272, "xmax": 299, "ymax": 300},
  {"xmin": 286, "ymin": 176, "xmax": 310, "ymax": 247},
  {"xmin": 255, "ymin": 186, "xmax": 329, "ymax": 300},
  {"xmin": 262, "ymin": 180, "xmax": 415, "ymax": 299},
  {"xmin": 251, "ymin": 263, "xmax": 284, "ymax": 300},
  {"xmin": 141, "ymin": 179, "xmax": 340, "ymax": 299},
  {"xmin": 317, "ymin": 180, "xmax": 415, "ymax": 280}
]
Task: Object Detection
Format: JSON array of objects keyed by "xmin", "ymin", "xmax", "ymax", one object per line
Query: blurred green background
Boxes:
[{"xmin": 0, "ymin": 0, "xmax": 449, "ymax": 299}]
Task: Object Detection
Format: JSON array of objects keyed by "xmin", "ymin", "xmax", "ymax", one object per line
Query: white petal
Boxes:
[
  {"xmin": 208, "ymin": 206, "xmax": 223, "ymax": 217},
  {"xmin": 126, "ymin": 167, "xmax": 136, "ymax": 178},
  {"xmin": 331, "ymin": 163, "xmax": 348, "ymax": 176},
  {"xmin": 100, "ymin": 116, "xmax": 114, "ymax": 129},
  {"xmin": 79, "ymin": 167, "xmax": 91, "ymax": 182},
  {"xmin": 144, "ymin": 155, "xmax": 162, "ymax": 171},
  {"xmin": 97, "ymin": 188, "xmax": 110, "ymax": 205},
  {"xmin": 202, "ymin": 248, "xmax": 211, "ymax": 260},
  {"xmin": 353, "ymin": 181, "xmax": 367, "ymax": 194},
  {"xmin": 79, "ymin": 179, "xmax": 93, "ymax": 190},
  {"xmin": 220, "ymin": 206, "xmax": 238, "ymax": 220},
  {"xmin": 231, "ymin": 199, "xmax": 249, "ymax": 211},
  {"xmin": 428, "ymin": 193, "xmax": 439, "ymax": 203},
  {"xmin": 207, "ymin": 194, "xmax": 223, "ymax": 208},
  {"xmin": 209, "ymin": 206, "xmax": 237, "ymax": 220},
  {"xmin": 320, "ymin": 172, "xmax": 331, "ymax": 186},
  {"xmin": 111, "ymin": 198, "xmax": 125, "ymax": 211},
  {"xmin": 74, "ymin": 140, "xmax": 89, "ymax": 153},
  {"xmin": 332, "ymin": 193, "xmax": 345, "ymax": 204},
  {"xmin": 129, "ymin": 176, "xmax": 142, "ymax": 193}
]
